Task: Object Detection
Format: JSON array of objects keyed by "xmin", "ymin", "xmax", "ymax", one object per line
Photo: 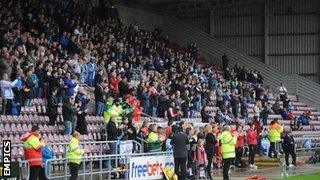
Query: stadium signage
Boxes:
[{"xmin": 129, "ymin": 154, "xmax": 174, "ymax": 180}]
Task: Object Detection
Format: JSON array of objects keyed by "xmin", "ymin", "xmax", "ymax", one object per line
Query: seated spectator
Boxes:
[
  {"xmin": 290, "ymin": 117, "xmax": 302, "ymax": 131},
  {"xmin": 306, "ymin": 110, "xmax": 313, "ymax": 122},
  {"xmin": 298, "ymin": 112, "xmax": 309, "ymax": 126},
  {"xmin": 280, "ymin": 108, "xmax": 289, "ymax": 120}
]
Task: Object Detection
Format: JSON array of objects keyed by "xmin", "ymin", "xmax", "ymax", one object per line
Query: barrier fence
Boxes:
[{"xmin": 45, "ymin": 151, "xmax": 173, "ymax": 180}]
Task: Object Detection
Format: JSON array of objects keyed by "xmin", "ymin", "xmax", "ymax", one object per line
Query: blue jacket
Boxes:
[
  {"xmin": 42, "ymin": 146, "xmax": 54, "ymax": 167},
  {"xmin": 60, "ymin": 35, "xmax": 69, "ymax": 46},
  {"xmin": 63, "ymin": 77, "xmax": 77, "ymax": 96}
]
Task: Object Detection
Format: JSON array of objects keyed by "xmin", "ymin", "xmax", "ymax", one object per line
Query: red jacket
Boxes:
[
  {"xmin": 109, "ymin": 76, "xmax": 120, "ymax": 94},
  {"xmin": 21, "ymin": 132, "xmax": 43, "ymax": 166},
  {"xmin": 236, "ymin": 133, "xmax": 245, "ymax": 148},
  {"xmin": 247, "ymin": 128, "xmax": 258, "ymax": 145}
]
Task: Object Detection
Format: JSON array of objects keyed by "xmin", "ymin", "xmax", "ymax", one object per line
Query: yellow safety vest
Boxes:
[
  {"xmin": 219, "ymin": 131, "xmax": 237, "ymax": 159},
  {"xmin": 268, "ymin": 126, "xmax": 283, "ymax": 143},
  {"xmin": 66, "ymin": 137, "xmax": 84, "ymax": 164}
]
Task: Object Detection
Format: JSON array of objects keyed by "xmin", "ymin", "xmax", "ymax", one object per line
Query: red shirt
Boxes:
[
  {"xmin": 165, "ymin": 126, "xmax": 173, "ymax": 138},
  {"xmin": 236, "ymin": 133, "xmax": 245, "ymax": 148},
  {"xmin": 247, "ymin": 128, "xmax": 258, "ymax": 145},
  {"xmin": 109, "ymin": 76, "xmax": 120, "ymax": 94}
]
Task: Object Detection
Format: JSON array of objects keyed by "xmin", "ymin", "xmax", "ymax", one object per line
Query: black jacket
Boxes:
[
  {"xmin": 107, "ymin": 121, "xmax": 120, "ymax": 141},
  {"xmin": 62, "ymin": 102, "xmax": 77, "ymax": 122},
  {"xmin": 282, "ymin": 134, "xmax": 295, "ymax": 152},
  {"xmin": 171, "ymin": 131, "xmax": 189, "ymax": 158},
  {"xmin": 205, "ymin": 133, "xmax": 217, "ymax": 157}
]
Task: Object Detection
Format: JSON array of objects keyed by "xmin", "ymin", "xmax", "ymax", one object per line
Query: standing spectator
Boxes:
[
  {"xmin": 282, "ymin": 128, "xmax": 297, "ymax": 167},
  {"xmin": 235, "ymin": 126, "xmax": 245, "ymax": 168},
  {"xmin": 20, "ymin": 125, "xmax": 45, "ymax": 180},
  {"xmin": 171, "ymin": 125, "xmax": 189, "ymax": 180},
  {"xmin": 0, "ymin": 73, "xmax": 18, "ymax": 115},
  {"xmin": 165, "ymin": 119, "xmax": 174, "ymax": 138},
  {"xmin": 278, "ymin": 83, "xmax": 287, "ymax": 104},
  {"xmin": 39, "ymin": 145, "xmax": 54, "ymax": 180},
  {"xmin": 140, "ymin": 86, "xmax": 151, "ymax": 116},
  {"xmin": 201, "ymin": 104, "xmax": 211, "ymax": 123},
  {"xmin": 204, "ymin": 125, "xmax": 216, "ymax": 180},
  {"xmin": 106, "ymin": 116, "xmax": 121, "ymax": 167},
  {"xmin": 219, "ymin": 125, "xmax": 237, "ymax": 180},
  {"xmin": 86, "ymin": 59, "xmax": 98, "ymax": 87},
  {"xmin": 47, "ymin": 87, "xmax": 59, "ymax": 125},
  {"xmin": 240, "ymin": 97, "xmax": 248, "ymax": 122},
  {"xmin": 23, "ymin": 69, "xmax": 36, "ymax": 107},
  {"xmin": 268, "ymin": 119, "xmax": 283, "ymax": 158},
  {"xmin": 63, "ymin": 72, "xmax": 77, "ymax": 97},
  {"xmin": 260, "ymin": 103, "xmax": 272, "ymax": 126},
  {"xmin": 75, "ymin": 91, "xmax": 89, "ymax": 135},
  {"xmin": 109, "ymin": 70, "xmax": 121, "ymax": 97},
  {"xmin": 230, "ymin": 90, "xmax": 240, "ymax": 118},
  {"xmin": 253, "ymin": 101, "xmax": 261, "ymax": 121},
  {"xmin": 272, "ymin": 100, "xmax": 280, "ymax": 114},
  {"xmin": 67, "ymin": 132, "xmax": 84, "ymax": 180},
  {"xmin": 197, "ymin": 139, "xmax": 208, "ymax": 179},
  {"xmin": 95, "ymin": 78, "xmax": 107, "ymax": 116},
  {"xmin": 222, "ymin": 53, "xmax": 228, "ymax": 70},
  {"xmin": 247, "ymin": 123, "xmax": 258, "ymax": 169},
  {"xmin": 216, "ymin": 87, "xmax": 224, "ymax": 111},
  {"xmin": 63, "ymin": 96, "xmax": 79, "ymax": 135}
]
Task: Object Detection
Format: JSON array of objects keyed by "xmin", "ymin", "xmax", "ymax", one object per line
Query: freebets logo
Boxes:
[{"xmin": 131, "ymin": 160, "xmax": 173, "ymax": 178}]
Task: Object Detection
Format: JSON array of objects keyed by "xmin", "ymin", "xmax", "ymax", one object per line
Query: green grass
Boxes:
[{"xmin": 275, "ymin": 173, "xmax": 320, "ymax": 180}]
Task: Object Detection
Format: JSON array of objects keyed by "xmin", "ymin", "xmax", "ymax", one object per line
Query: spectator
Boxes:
[
  {"xmin": 75, "ymin": 90, "xmax": 89, "ymax": 135},
  {"xmin": 298, "ymin": 112, "xmax": 310, "ymax": 125},
  {"xmin": 21, "ymin": 125, "xmax": 45, "ymax": 180},
  {"xmin": 165, "ymin": 119, "xmax": 174, "ymax": 138},
  {"xmin": 47, "ymin": 87, "xmax": 60, "ymax": 126},
  {"xmin": 290, "ymin": 117, "xmax": 302, "ymax": 131},
  {"xmin": 94, "ymin": 78, "xmax": 107, "ymax": 116},
  {"xmin": 268, "ymin": 119, "xmax": 283, "ymax": 158},
  {"xmin": 278, "ymin": 83, "xmax": 287, "ymax": 104},
  {"xmin": 108, "ymin": 70, "xmax": 121, "ymax": 97},
  {"xmin": 201, "ymin": 104, "xmax": 212, "ymax": 123},
  {"xmin": 0, "ymin": 73, "xmax": 18, "ymax": 115},
  {"xmin": 240, "ymin": 97, "xmax": 248, "ymax": 122},
  {"xmin": 23, "ymin": 69, "xmax": 36, "ymax": 107},
  {"xmin": 282, "ymin": 128, "xmax": 296, "ymax": 167},
  {"xmin": 67, "ymin": 132, "xmax": 84, "ymax": 180},
  {"xmin": 272, "ymin": 100, "xmax": 280, "ymax": 114},
  {"xmin": 39, "ymin": 146, "xmax": 54, "ymax": 180},
  {"xmin": 63, "ymin": 96, "xmax": 79, "ymax": 135},
  {"xmin": 171, "ymin": 125, "xmax": 189, "ymax": 180},
  {"xmin": 219, "ymin": 125, "xmax": 237, "ymax": 180},
  {"xmin": 204, "ymin": 125, "xmax": 216, "ymax": 180},
  {"xmin": 222, "ymin": 53, "xmax": 228, "ymax": 71},
  {"xmin": 247, "ymin": 123, "xmax": 258, "ymax": 169},
  {"xmin": 235, "ymin": 125, "xmax": 245, "ymax": 168},
  {"xmin": 260, "ymin": 103, "xmax": 272, "ymax": 126},
  {"xmin": 197, "ymin": 139, "xmax": 208, "ymax": 179},
  {"xmin": 253, "ymin": 101, "xmax": 261, "ymax": 121}
]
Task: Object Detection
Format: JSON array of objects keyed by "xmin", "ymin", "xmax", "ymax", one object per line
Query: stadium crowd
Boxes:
[{"xmin": 0, "ymin": 0, "xmax": 311, "ymax": 180}]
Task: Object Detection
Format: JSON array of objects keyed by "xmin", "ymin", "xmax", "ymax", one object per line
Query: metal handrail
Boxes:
[{"xmin": 45, "ymin": 151, "xmax": 173, "ymax": 180}]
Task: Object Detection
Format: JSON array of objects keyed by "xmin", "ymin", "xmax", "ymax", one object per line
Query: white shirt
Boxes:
[
  {"xmin": 0, "ymin": 79, "xmax": 18, "ymax": 99},
  {"xmin": 278, "ymin": 86, "xmax": 287, "ymax": 95}
]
